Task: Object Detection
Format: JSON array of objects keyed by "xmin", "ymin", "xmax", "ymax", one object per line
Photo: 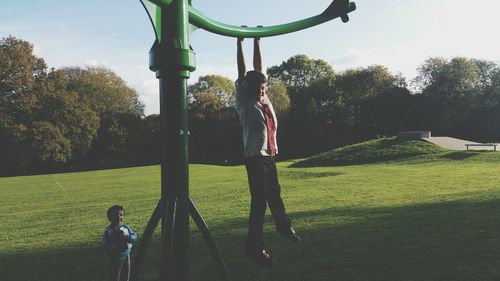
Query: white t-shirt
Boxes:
[{"xmin": 234, "ymin": 78, "xmax": 278, "ymax": 157}]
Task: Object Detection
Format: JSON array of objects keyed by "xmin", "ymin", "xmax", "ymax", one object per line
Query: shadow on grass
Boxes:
[
  {"xmin": 0, "ymin": 246, "xmax": 107, "ymax": 281},
  {"xmin": 289, "ymin": 153, "xmax": 424, "ymax": 168},
  {"xmin": 278, "ymin": 171, "xmax": 343, "ymax": 179},
  {"xmin": 440, "ymin": 151, "xmax": 481, "ymax": 161},
  {"xmin": 3, "ymin": 199, "xmax": 500, "ymax": 281}
]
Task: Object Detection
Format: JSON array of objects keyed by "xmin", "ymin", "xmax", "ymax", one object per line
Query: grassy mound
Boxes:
[{"xmin": 291, "ymin": 137, "xmax": 449, "ymax": 167}]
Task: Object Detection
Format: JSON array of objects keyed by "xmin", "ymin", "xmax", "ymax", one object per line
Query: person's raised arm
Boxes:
[
  {"xmin": 253, "ymin": 37, "xmax": 262, "ymax": 72},
  {"xmin": 237, "ymin": 37, "xmax": 246, "ymax": 80}
]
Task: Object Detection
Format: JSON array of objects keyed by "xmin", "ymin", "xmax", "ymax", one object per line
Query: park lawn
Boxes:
[{"xmin": 2, "ymin": 141, "xmax": 500, "ymax": 280}]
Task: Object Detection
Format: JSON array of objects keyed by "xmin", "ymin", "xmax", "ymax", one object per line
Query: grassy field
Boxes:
[{"xmin": 2, "ymin": 138, "xmax": 500, "ymax": 281}]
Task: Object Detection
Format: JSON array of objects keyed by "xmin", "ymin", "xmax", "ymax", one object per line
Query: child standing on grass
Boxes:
[{"xmin": 101, "ymin": 205, "xmax": 137, "ymax": 281}]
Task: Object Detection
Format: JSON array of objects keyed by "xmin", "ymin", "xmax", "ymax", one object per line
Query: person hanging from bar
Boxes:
[{"xmin": 234, "ymin": 35, "xmax": 301, "ymax": 268}]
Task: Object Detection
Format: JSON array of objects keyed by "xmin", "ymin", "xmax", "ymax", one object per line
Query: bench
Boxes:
[{"xmin": 465, "ymin": 143, "xmax": 497, "ymax": 151}]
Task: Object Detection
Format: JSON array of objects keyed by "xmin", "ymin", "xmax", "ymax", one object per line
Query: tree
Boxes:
[
  {"xmin": 360, "ymin": 87, "xmax": 415, "ymax": 136},
  {"xmin": 139, "ymin": 114, "xmax": 162, "ymax": 164},
  {"xmin": 0, "ymin": 36, "xmax": 98, "ymax": 174},
  {"xmin": 0, "ymin": 36, "xmax": 47, "ymax": 128},
  {"xmin": 414, "ymin": 57, "xmax": 487, "ymax": 136},
  {"xmin": 186, "ymin": 75, "xmax": 241, "ymax": 163},
  {"xmin": 335, "ymin": 65, "xmax": 406, "ymax": 127},
  {"xmin": 414, "ymin": 57, "xmax": 480, "ymax": 100},
  {"xmin": 30, "ymin": 121, "xmax": 72, "ymax": 164},
  {"xmin": 0, "ymin": 36, "xmax": 52, "ymax": 172},
  {"xmin": 267, "ymin": 54, "xmax": 336, "ymax": 119},
  {"xmin": 187, "ymin": 75, "xmax": 235, "ymax": 120},
  {"xmin": 266, "ymin": 79, "xmax": 290, "ymax": 117},
  {"xmin": 42, "ymin": 69, "xmax": 100, "ymax": 158},
  {"xmin": 267, "ymin": 54, "xmax": 335, "ymax": 89},
  {"xmin": 63, "ymin": 66, "xmax": 145, "ymax": 117},
  {"xmin": 60, "ymin": 66, "xmax": 148, "ymax": 168},
  {"xmin": 267, "ymin": 55, "xmax": 337, "ymax": 157}
]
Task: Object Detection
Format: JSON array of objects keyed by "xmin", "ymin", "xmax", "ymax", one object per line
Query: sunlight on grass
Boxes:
[{"xmin": 2, "ymin": 139, "xmax": 500, "ymax": 281}]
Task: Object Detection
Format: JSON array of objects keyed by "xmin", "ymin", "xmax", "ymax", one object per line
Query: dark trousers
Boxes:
[
  {"xmin": 245, "ymin": 156, "xmax": 291, "ymax": 249},
  {"xmin": 108, "ymin": 255, "xmax": 130, "ymax": 281}
]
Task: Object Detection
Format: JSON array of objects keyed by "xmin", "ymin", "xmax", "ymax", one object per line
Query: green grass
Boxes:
[{"xmin": 2, "ymin": 139, "xmax": 500, "ymax": 281}]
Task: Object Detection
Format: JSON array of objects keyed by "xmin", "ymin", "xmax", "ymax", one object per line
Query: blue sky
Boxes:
[{"xmin": 1, "ymin": 0, "xmax": 499, "ymax": 115}]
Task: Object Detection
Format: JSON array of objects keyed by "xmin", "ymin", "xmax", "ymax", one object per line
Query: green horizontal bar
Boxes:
[
  {"xmin": 188, "ymin": 1, "xmax": 356, "ymax": 38},
  {"xmin": 147, "ymin": 0, "xmax": 172, "ymax": 6}
]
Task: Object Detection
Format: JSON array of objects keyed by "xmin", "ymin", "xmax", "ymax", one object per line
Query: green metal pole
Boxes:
[{"xmin": 157, "ymin": 0, "xmax": 193, "ymax": 280}]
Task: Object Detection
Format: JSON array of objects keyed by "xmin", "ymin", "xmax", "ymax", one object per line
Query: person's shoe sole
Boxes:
[
  {"xmin": 277, "ymin": 228, "xmax": 301, "ymax": 243},
  {"xmin": 245, "ymin": 250, "xmax": 275, "ymax": 268}
]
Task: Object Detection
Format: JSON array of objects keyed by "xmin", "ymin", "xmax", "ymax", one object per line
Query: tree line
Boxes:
[
  {"xmin": 1, "ymin": 36, "xmax": 149, "ymax": 175},
  {"xmin": 1, "ymin": 36, "xmax": 500, "ymax": 176}
]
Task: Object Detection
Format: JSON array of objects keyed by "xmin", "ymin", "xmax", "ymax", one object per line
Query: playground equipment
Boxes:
[{"xmin": 133, "ymin": 0, "xmax": 356, "ymax": 280}]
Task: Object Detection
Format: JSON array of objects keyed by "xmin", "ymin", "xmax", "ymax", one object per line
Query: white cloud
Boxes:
[
  {"xmin": 84, "ymin": 60, "xmax": 107, "ymax": 67},
  {"xmin": 329, "ymin": 46, "xmax": 422, "ymax": 80},
  {"xmin": 32, "ymin": 43, "xmax": 44, "ymax": 57},
  {"xmin": 137, "ymin": 78, "xmax": 159, "ymax": 115},
  {"xmin": 190, "ymin": 63, "xmax": 236, "ymax": 82},
  {"xmin": 328, "ymin": 0, "xmax": 500, "ymax": 81}
]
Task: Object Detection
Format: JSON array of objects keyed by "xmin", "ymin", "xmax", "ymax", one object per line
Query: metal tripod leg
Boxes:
[
  {"xmin": 160, "ymin": 197, "xmax": 177, "ymax": 280},
  {"xmin": 189, "ymin": 198, "xmax": 231, "ymax": 281},
  {"xmin": 130, "ymin": 198, "xmax": 177, "ymax": 281},
  {"xmin": 131, "ymin": 200, "xmax": 161, "ymax": 281},
  {"xmin": 131, "ymin": 197, "xmax": 230, "ymax": 281}
]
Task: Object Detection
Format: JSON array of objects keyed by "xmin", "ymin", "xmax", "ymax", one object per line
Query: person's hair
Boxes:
[
  {"xmin": 246, "ymin": 70, "xmax": 267, "ymax": 87},
  {"xmin": 245, "ymin": 70, "xmax": 267, "ymax": 100},
  {"xmin": 107, "ymin": 205, "xmax": 124, "ymax": 221}
]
